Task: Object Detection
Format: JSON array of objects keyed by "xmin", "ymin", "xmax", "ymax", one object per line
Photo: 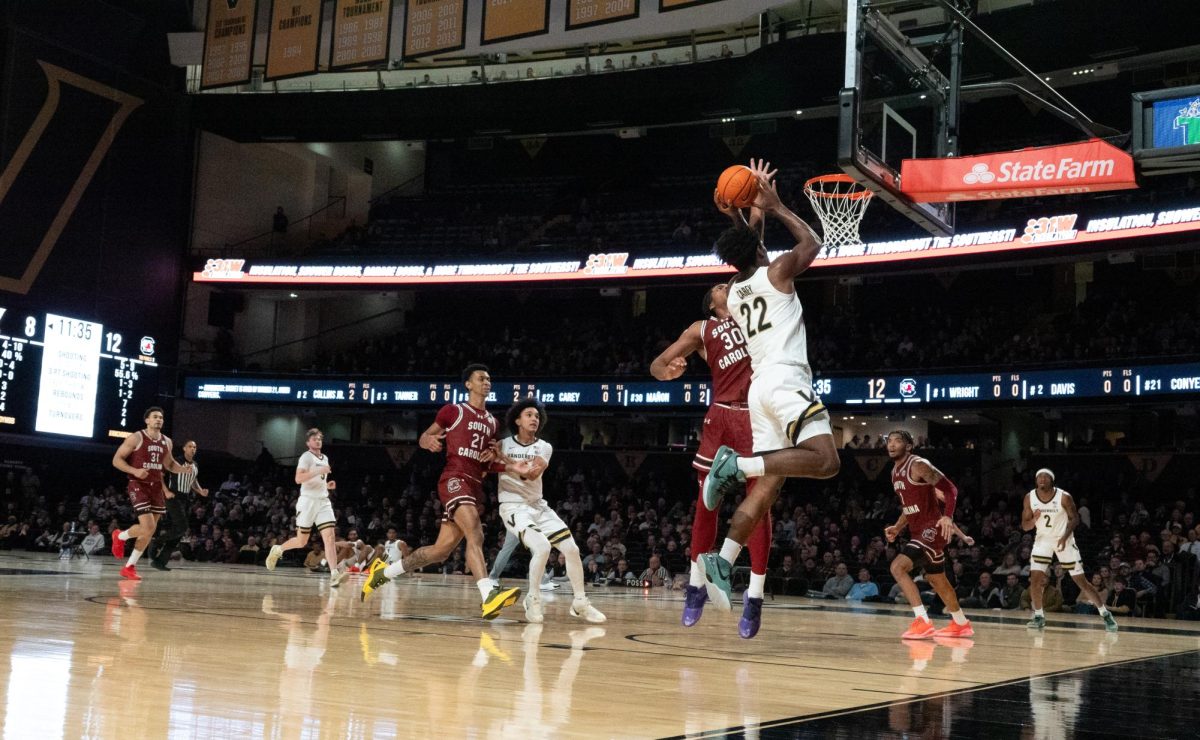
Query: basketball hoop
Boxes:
[{"xmin": 804, "ymin": 174, "xmax": 873, "ymax": 254}]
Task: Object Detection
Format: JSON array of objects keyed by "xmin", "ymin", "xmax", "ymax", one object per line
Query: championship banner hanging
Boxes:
[
  {"xmin": 201, "ymin": 0, "xmax": 257, "ymax": 90},
  {"xmin": 330, "ymin": 0, "xmax": 393, "ymax": 70},
  {"xmin": 901, "ymin": 139, "xmax": 1138, "ymax": 203},
  {"xmin": 265, "ymin": 0, "xmax": 324, "ymax": 81}
]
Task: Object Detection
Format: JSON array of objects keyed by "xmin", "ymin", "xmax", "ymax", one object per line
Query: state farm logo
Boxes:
[{"xmin": 963, "ymin": 163, "xmax": 995, "ymax": 185}]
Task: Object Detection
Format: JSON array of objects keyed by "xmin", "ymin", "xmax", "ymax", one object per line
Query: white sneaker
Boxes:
[
  {"xmin": 570, "ymin": 597, "xmax": 606, "ymax": 624},
  {"xmin": 329, "ymin": 566, "xmax": 346, "ymax": 588},
  {"xmin": 540, "ymin": 580, "xmax": 561, "ymax": 592},
  {"xmin": 265, "ymin": 545, "xmax": 283, "ymax": 571},
  {"xmin": 524, "ymin": 593, "xmax": 544, "ymax": 623}
]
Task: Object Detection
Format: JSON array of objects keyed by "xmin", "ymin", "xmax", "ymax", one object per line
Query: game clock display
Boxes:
[{"xmin": 0, "ymin": 307, "xmax": 160, "ymax": 440}]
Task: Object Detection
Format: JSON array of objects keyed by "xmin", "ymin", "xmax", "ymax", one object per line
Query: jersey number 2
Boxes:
[
  {"xmin": 1043, "ymin": 514, "xmax": 1052, "ymax": 528},
  {"xmin": 739, "ymin": 297, "xmax": 773, "ymax": 338}
]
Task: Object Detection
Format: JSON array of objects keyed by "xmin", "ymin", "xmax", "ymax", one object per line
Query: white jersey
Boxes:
[
  {"xmin": 297, "ymin": 451, "xmax": 330, "ymax": 499},
  {"xmin": 727, "ymin": 266, "xmax": 810, "ymax": 379},
  {"xmin": 383, "ymin": 539, "xmax": 403, "ymax": 564},
  {"xmin": 497, "ymin": 436, "xmax": 553, "ymax": 505},
  {"xmin": 1029, "ymin": 487, "xmax": 1072, "ymax": 543}
]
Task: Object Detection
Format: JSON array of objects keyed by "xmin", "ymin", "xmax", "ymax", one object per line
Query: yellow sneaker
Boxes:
[
  {"xmin": 478, "ymin": 632, "xmax": 511, "ymax": 663},
  {"xmin": 360, "ymin": 559, "xmax": 390, "ymax": 602},
  {"xmin": 481, "ymin": 585, "xmax": 521, "ymax": 620}
]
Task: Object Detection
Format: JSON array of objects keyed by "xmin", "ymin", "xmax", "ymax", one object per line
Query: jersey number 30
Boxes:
[{"xmin": 739, "ymin": 297, "xmax": 773, "ymax": 338}]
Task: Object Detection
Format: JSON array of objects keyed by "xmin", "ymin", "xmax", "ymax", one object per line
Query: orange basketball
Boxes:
[{"xmin": 716, "ymin": 165, "xmax": 759, "ymax": 208}]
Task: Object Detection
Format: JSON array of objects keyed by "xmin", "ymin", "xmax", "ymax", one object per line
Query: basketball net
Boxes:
[{"xmin": 804, "ymin": 174, "xmax": 873, "ymax": 256}]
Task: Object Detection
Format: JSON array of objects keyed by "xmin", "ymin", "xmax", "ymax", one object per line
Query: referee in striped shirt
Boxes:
[{"xmin": 150, "ymin": 439, "xmax": 208, "ymax": 570}]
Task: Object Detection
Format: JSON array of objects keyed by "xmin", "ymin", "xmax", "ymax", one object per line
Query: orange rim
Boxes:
[{"xmin": 804, "ymin": 173, "xmax": 873, "ymax": 201}]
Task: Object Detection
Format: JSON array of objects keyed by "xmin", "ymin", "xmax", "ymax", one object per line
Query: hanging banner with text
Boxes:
[
  {"xmin": 330, "ymin": 0, "xmax": 393, "ymax": 70},
  {"xmin": 901, "ymin": 139, "xmax": 1138, "ymax": 203},
  {"xmin": 660, "ymin": 0, "xmax": 722, "ymax": 11},
  {"xmin": 265, "ymin": 0, "xmax": 324, "ymax": 81},
  {"xmin": 200, "ymin": 0, "xmax": 257, "ymax": 90},
  {"xmin": 403, "ymin": 0, "xmax": 466, "ymax": 59},
  {"xmin": 567, "ymin": 0, "xmax": 639, "ymax": 30},
  {"xmin": 481, "ymin": 0, "xmax": 550, "ymax": 44}
]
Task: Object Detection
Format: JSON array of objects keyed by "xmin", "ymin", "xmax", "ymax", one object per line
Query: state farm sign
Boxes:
[{"xmin": 900, "ymin": 139, "xmax": 1137, "ymax": 202}]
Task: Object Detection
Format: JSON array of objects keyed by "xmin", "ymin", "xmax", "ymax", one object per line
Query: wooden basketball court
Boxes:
[{"xmin": 1, "ymin": 552, "xmax": 1196, "ymax": 738}]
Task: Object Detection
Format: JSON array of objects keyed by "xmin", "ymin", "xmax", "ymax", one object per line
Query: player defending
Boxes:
[
  {"xmin": 884, "ymin": 430, "xmax": 974, "ymax": 639},
  {"xmin": 1022, "ymin": 468, "xmax": 1117, "ymax": 631},
  {"xmin": 362, "ymin": 364, "xmax": 525, "ymax": 620},
  {"xmin": 496, "ymin": 398, "xmax": 605, "ymax": 624},
  {"xmin": 111, "ymin": 407, "xmax": 193, "ymax": 580},
  {"xmin": 265, "ymin": 428, "xmax": 346, "ymax": 587},
  {"xmin": 650, "ymin": 281, "xmax": 773, "ymax": 637},
  {"xmin": 697, "ymin": 159, "xmax": 841, "ymax": 610}
]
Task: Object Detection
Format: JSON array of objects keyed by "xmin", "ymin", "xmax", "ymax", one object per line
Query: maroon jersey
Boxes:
[
  {"xmin": 892, "ymin": 454, "xmax": 944, "ymax": 542},
  {"xmin": 702, "ymin": 317, "xmax": 751, "ymax": 404},
  {"xmin": 434, "ymin": 402, "xmax": 497, "ymax": 482},
  {"xmin": 127, "ymin": 430, "xmax": 170, "ymax": 486}
]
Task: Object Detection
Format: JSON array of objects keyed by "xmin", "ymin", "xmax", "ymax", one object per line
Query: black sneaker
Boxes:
[{"xmin": 150, "ymin": 561, "xmax": 171, "ymax": 572}]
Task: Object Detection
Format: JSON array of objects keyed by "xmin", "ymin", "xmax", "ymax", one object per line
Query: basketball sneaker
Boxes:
[
  {"xmin": 329, "ymin": 566, "xmax": 346, "ymax": 588},
  {"xmin": 523, "ymin": 593, "xmax": 544, "ymax": 623},
  {"xmin": 570, "ymin": 597, "xmax": 606, "ymax": 624},
  {"xmin": 119, "ymin": 565, "xmax": 141, "ymax": 581},
  {"xmin": 111, "ymin": 530, "xmax": 125, "ymax": 559},
  {"xmin": 934, "ymin": 620, "xmax": 974, "ymax": 638},
  {"xmin": 360, "ymin": 559, "xmax": 390, "ymax": 602},
  {"xmin": 702, "ymin": 446, "xmax": 746, "ymax": 511},
  {"xmin": 482, "ymin": 586, "xmax": 521, "ymax": 620},
  {"xmin": 698, "ymin": 552, "xmax": 733, "ymax": 611},
  {"xmin": 1026, "ymin": 614, "xmax": 1046, "ymax": 630},
  {"xmin": 901, "ymin": 617, "xmax": 936, "ymax": 639},
  {"xmin": 739, "ymin": 597, "xmax": 763, "ymax": 639},
  {"xmin": 681, "ymin": 585, "xmax": 708, "ymax": 627},
  {"xmin": 1102, "ymin": 612, "xmax": 1119, "ymax": 632},
  {"xmin": 265, "ymin": 544, "xmax": 284, "ymax": 571}
]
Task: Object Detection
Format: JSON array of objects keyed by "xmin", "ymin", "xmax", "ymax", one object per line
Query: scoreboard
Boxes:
[
  {"xmin": 0, "ymin": 305, "xmax": 160, "ymax": 440},
  {"xmin": 183, "ymin": 360, "xmax": 1200, "ymax": 410}
]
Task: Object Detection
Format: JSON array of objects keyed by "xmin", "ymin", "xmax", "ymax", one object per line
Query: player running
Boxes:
[
  {"xmin": 1022, "ymin": 468, "xmax": 1117, "ymax": 631},
  {"xmin": 265, "ymin": 428, "xmax": 347, "ymax": 586}
]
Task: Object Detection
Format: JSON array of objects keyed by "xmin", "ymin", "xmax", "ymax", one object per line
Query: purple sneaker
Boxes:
[
  {"xmin": 739, "ymin": 597, "xmax": 763, "ymax": 639},
  {"xmin": 682, "ymin": 585, "xmax": 708, "ymax": 627}
]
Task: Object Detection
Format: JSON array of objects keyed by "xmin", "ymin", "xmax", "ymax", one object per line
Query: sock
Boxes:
[
  {"xmin": 950, "ymin": 609, "xmax": 968, "ymax": 625},
  {"xmin": 1033, "ymin": 608, "xmax": 1044, "ymax": 618},
  {"xmin": 126, "ymin": 548, "xmax": 143, "ymax": 567},
  {"xmin": 477, "ymin": 578, "xmax": 494, "ymax": 601},
  {"xmin": 383, "ymin": 560, "xmax": 406, "ymax": 579},
  {"xmin": 747, "ymin": 572, "xmax": 766, "ymax": 599},
  {"xmin": 118, "ymin": 530, "xmax": 131, "ymax": 541},
  {"xmin": 736, "ymin": 456, "xmax": 765, "ymax": 478},
  {"xmin": 718, "ymin": 538, "xmax": 743, "ymax": 566},
  {"xmin": 689, "ymin": 560, "xmax": 705, "ymax": 588},
  {"xmin": 913, "ymin": 605, "xmax": 929, "ymax": 622}
]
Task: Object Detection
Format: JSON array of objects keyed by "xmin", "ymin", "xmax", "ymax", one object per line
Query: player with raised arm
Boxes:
[
  {"xmin": 111, "ymin": 407, "xmax": 193, "ymax": 581},
  {"xmin": 496, "ymin": 398, "xmax": 605, "ymax": 624},
  {"xmin": 649, "ymin": 277, "xmax": 773, "ymax": 638},
  {"xmin": 883, "ymin": 430, "xmax": 974, "ymax": 639},
  {"xmin": 696, "ymin": 159, "xmax": 841, "ymax": 611},
  {"xmin": 265, "ymin": 428, "xmax": 347, "ymax": 586},
  {"xmin": 1023, "ymin": 468, "xmax": 1117, "ymax": 631},
  {"xmin": 361, "ymin": 364, "xmax": 527, "ymax": 620}
]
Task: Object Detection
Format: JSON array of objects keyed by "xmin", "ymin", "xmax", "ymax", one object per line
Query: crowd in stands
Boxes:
[{"xmin": 4, "ymin": 444, "xmax": 1198, "ymax": 621}]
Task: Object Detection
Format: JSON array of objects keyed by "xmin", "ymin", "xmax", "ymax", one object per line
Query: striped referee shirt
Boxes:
[{"xmin": 169, "ymin": 460, "xmax": 198, "ymax": 495}]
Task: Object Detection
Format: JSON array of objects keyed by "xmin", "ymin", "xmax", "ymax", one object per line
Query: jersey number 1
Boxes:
[{"xmin": 739, "ymin": 297, "xmax": 773, "ymax": 338}]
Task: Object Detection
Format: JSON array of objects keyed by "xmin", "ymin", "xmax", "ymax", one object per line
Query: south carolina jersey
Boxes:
[
  {"xmin": 1029, "ymin": 487, "xmax": 1072, "ymax": 542},
  {"xmin": 297, "ymin": 451, "xmax": 331, "ymax": 499},
  {"xmin": 727, "ymin": 267, "xmax": 810, "ymax": 379},
  {"xmin": 891, "ymin": 454, "xmax": 943, "ymax": 536},
  {"xmin": 498, "ymin": 436, "xmax": 553, "ymax": 504},
  {"xmin": 701, "ymin": 317, "xmax": 751, "ymax": 403},
  {"xmin": 434, "ymin": 402, "xmax": 498, "ymax": 481},
  {"xmin": 127, "ymin": 431, "xmax": 171, "ymax": 486}
]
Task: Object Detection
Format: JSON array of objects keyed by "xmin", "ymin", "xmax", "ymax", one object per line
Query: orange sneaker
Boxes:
[
  {"xmin": 119, "ymin": 565, "xmax": 141, "ymax": 581},
  {"xmin": 901, "ymin": 617, "xmax": 936, "ymax": 639},
  {"xmin": 934, "ymin": 620, "xmax": 974, "ymax": 638},
  {"xmin": 111, "ymin": 530, "xmax": 125, "ymax": 559}
]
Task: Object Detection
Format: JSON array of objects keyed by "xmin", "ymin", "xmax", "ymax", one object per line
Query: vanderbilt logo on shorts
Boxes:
[
  {"xmin": 447, "ymin": 478, "xmax": 462, "ymax": 493},
  {"xmin": 921, "ymin": 527, "xmax": 937, "ymax": 542}
]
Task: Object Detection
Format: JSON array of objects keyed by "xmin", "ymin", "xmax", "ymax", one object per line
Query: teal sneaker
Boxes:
[
  {"xmin": 702, "ymin": 446, "xmax": 746, "ymax": 511},
  {"xmin": 1102, "ymin": 611, "xmax": 1118, "ymax": 632},
  {"xmin": 1026, "ymin": 614, "xmax": 1046, "ymax": 630},
  {"xmin": 698, "ymin": 552, "xmax": 733, "ymax": 611}
]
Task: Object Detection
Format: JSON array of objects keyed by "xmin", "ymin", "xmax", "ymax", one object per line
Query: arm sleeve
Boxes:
[
  {"xmin": 434, "ymin": 404, "xmax": 460, "ymax": 430},
  {"xmin": 936, "ymin": 475, "xmax": 958, "ymax": 518}
]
